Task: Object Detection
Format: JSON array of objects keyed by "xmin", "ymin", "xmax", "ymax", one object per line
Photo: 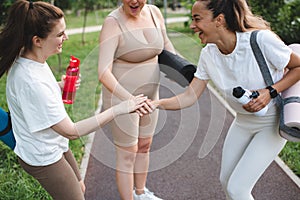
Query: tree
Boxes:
[
  {"xmin": 248, "ymin": 0, "xmax": 300, "ymax": 44},
  {"xmin": 275, "ymin": 0, "xmax": 300, "ymax": 44},
  {"xmin": 73, "ymin": 0, "xmax": 119, "ymax": 44},
  {"xmin": 0, "ymin": 0, "xmax": 14, "ymax": 26},
  {"xmin": 75, "ymin": 0, "xmax": 102, "ymax": 44}
]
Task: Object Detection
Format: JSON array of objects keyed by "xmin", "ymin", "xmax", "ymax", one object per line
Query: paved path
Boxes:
[{"xmin": 83, "ymin": 75, "xmax": 300, "ymax": 200}]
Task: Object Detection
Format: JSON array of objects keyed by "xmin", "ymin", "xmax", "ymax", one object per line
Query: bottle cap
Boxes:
[
  {"xmin": 250, "ymin": 91, "xmax": 260, "ymax": 98},
  {"xmin": 69, "ymin": 55, "xmax": 80, "ymax": 67},
  {"xmin": 232, "ymin": 86, "xmax": 245, "ymax": 98}
]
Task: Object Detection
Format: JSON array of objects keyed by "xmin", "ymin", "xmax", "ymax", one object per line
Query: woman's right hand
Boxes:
[
  {"xmin": 146, "ymin": 99, "xmax": 159, "ymax": 111},
  {"xmin": 135, "ymin": 99, "xmax": 156, "ymax": 116},
  {"xmin": 114, "ymin": 94, "xmax": 148, "ymax": 116}
]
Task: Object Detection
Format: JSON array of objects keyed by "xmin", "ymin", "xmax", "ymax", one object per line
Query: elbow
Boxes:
[
  {"xmin": 51, "ymin": 119, "xmax": 81, "ymax": 140},
  {"xmin": 98, "ymin": 67, "xmax": 111, "ymax": 83},
  {"xmin": 98, "ymin": 73, "xmax": 104, "ymax": 83},
  {"xmin": 61, "ymin": 129, "xmax": 80, "ymax": 140},
  {"xmin": 63, "ymin": 133, "xmax": 80, "ymax": 140},
  {"xmin": 178, "ymin": 99, "xmax": 196, "ymax": 109},
  {"xmin": 98, "ymin": 72, "xmax": 110, "ymax": 88},
  {"xmin": 180, "ymin": 92, "xmax": 198, "ymax": 108},
  {"xmin": 67, "ymin": 134, "xmax": 80, "ymax": 140},
  {"xmin": 98, "ymin": 69, "xmax": 105, "ymax": 83},
  {"xmin": 184, "ymin": 100, "xmax": 196, "ymax": 108}
]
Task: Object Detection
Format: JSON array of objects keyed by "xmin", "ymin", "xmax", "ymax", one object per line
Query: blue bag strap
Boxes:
[{"xmin": 0, "ymin": 111, "xmax": 12, "ymax": 136}]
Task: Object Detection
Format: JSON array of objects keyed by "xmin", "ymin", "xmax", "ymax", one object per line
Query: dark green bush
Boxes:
[{"xmin": 249, "ymin": 0, "xmax": 300, "ymax": 44}]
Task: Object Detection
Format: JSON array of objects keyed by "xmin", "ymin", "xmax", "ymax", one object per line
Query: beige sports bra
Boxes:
[{"xmin": 108, "ymin": 5, "xmax": 164, "ymax": 63}]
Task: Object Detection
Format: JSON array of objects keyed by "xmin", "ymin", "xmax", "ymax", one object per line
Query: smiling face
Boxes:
[
  {"xmin": 41, "ymin": 18, "xmax": 68, "ymax": 58},
  {"xmin": 190, "ymin": 1, "xmax": 219, "ymax": 44},
  {"xmin": 122, "ymin": 0, "xmax": 147, "ymax": 18},
  {"xmin": 26, "ymin": 17, "xmax": 68, "ymax": 63}
]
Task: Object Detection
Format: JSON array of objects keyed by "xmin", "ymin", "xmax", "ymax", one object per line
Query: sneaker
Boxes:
[{"xmin": 133, "ymin": 187, "xmax": 163, "ymax": 200}]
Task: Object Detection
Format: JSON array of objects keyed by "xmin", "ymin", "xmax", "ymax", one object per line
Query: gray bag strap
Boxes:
[
  {"xmin": 250, "ymin": 31, "xmax": 274, "ymax": 86},
  {"xmin": 250, "ymin": 30, "xmax": 300, "ymax": 138},
  {"xmin": 250, "ymin": 31, "xmax": 282, "ymax": 107}
]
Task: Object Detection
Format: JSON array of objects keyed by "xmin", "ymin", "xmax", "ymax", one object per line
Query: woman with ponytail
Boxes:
[
  {"xmin": 0, "ymin": 1, "xmax": 147, "ymax": 199},
  {"xmin": 148, "ymin": 0, "xmax": 300, "ymax": 199}
]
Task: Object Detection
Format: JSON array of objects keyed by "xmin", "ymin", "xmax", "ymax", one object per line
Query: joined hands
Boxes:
[
  {"xmin": 134, "ymin": 96, "xmax": 159, "ymax": 117},
  {"xmin": 116, "ymin": 94, "xmax": 158, "ymax": 117}
]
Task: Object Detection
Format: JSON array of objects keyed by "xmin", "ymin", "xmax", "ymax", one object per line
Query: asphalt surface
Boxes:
[{"xmin": 83, "ymin": 75, "xmax": 300, "ymax": 200}]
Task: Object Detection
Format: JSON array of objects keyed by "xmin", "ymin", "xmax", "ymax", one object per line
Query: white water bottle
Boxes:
[{"xmin": 232, "ymin": 86, "xmax": 268, "ymax": 116}]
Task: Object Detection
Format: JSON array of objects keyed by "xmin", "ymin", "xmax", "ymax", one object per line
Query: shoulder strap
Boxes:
[
  {"xmin": 250, "ymin": 30, "xmax": 274, "ymax": 86},
  {"xmin": 147, "ymin": 5, "xmax": 160, "ymax": 28},
  {"xmin": 0, "ymin": 111, "xmax": 12, "ymax": 136},
  {"xmin": 250, "ymin": 30, "xmax": 300, "ymax": 139},
  {"xmin": 108, "ymin": 7, "xmax": 127, "ymax": 31},
  {"xmin": 250, "ymin": 30, "xmax": 282, "ymax": 105}
]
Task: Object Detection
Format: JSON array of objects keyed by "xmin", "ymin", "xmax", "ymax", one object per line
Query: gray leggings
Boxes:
[
  {"xmin": 220, "ymin": 107, "xmax": 286, "ymax": 200},
  {"xmin": 18, "ymin": 149, "xmax": 84, "ymax": 200}
]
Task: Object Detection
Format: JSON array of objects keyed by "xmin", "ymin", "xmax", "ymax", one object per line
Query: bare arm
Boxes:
[
  {"xmin": 152, "ymin": 78, "xmax": 208, "ymax": 110},
  {"xmin": 51, "ymin": 95, "xmax": 147, "ymax": 140},
  {"xmin": 152, "ymin": 6, "xmax": 176, "ymax": 54},
  {"xmin": 98, "ymin": 17, "xmax": 133, "ymax": 101},
  {"xmin": 272, "ymin": 52, "xmax": 300, "ymax": 93}
]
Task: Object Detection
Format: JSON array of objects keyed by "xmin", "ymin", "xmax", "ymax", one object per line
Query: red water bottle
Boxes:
[{"xmin": 62, "ymin": 56, "xmax": 80, "ymax": 104}]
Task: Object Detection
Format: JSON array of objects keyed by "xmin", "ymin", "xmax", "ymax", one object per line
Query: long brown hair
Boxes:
[
  {"xmin": 0, "ymin": 0, "xmax": 64, "ymax": 78},
  {"xmin": 199, "ymin": 0, "xmax": 270, "ymax": 32}
]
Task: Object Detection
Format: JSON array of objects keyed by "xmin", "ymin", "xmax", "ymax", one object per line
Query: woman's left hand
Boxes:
[
  {"xmin": 243, "ymin": 88, "xmax": 271, "ymax": 113},
  {"xmin": 58, "ymin": 74, "xmax": 81, "ymax": 90},
  {"xmin": 75, "ymin": 74, "xmax": 81, "ymax": 90},
  {"xmin": 58, "ymin": 75, "xmax": 66, "ymax": 89}
]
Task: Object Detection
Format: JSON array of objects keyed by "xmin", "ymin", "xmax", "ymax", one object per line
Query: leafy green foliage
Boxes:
[
  {"xmin": 280, "ymin": 142, "xmax": 300, "ymax": 176},
  {"xmin": 248, "ymin": 0, "xmax": 300, "ymax": 44},
  {"xmin": 0, "ymin": 0, "xmax": 14, "ymax": 26}
]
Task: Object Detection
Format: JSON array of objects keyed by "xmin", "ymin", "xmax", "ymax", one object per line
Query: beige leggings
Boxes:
[
  {"xmin": 18, "ymin": 149, "xmax": 84, "ymax": 200},
  {"xmin": 220, "ymin": 107, "xmax": 286, "ymax": 200}
]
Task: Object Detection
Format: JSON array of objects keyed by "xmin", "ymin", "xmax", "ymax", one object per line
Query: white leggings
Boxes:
[{"xmin": 220, "ymin": 107, "xmax": 286, "ymax": 200}]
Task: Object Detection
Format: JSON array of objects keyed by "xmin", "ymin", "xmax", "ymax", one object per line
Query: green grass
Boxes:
[
  {"xmin": 280, "ymin": 142, "xmax": 300, "ymax": 175},
  {"xmin": 64, "ymin": 9, "xmax": 112, "ymax": 29},
  {"xmin": 0, "ymin": 145, "xmax": 52, "ymax": 200}
]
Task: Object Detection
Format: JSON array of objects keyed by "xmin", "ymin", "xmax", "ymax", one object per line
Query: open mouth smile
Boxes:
[{"xmin": 130, "ymin": 5, "xmax": 139, "ymax": 13}]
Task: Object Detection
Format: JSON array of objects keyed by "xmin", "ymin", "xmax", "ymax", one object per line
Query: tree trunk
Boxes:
[{"xmin": 81, "ymin": 5, "xmax": 88, "ymax": 45}]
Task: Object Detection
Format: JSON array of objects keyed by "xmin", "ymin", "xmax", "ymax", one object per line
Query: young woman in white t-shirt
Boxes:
[
  {"xmin": 0, "ymin": 1, "xmax": 148, "ymax": 199},
  {"xmin": 149, "ymin": 0, "xmax": 300, "ymax": 199}
]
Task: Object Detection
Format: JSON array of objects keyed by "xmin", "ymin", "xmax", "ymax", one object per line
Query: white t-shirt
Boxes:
[
  {"xmin": 194, "ymin": 30, "xmax": 292, "ymax": 114},
  {"xmin": 6, "ymin": 57, "xmax": 68, "ymax": 166}
]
